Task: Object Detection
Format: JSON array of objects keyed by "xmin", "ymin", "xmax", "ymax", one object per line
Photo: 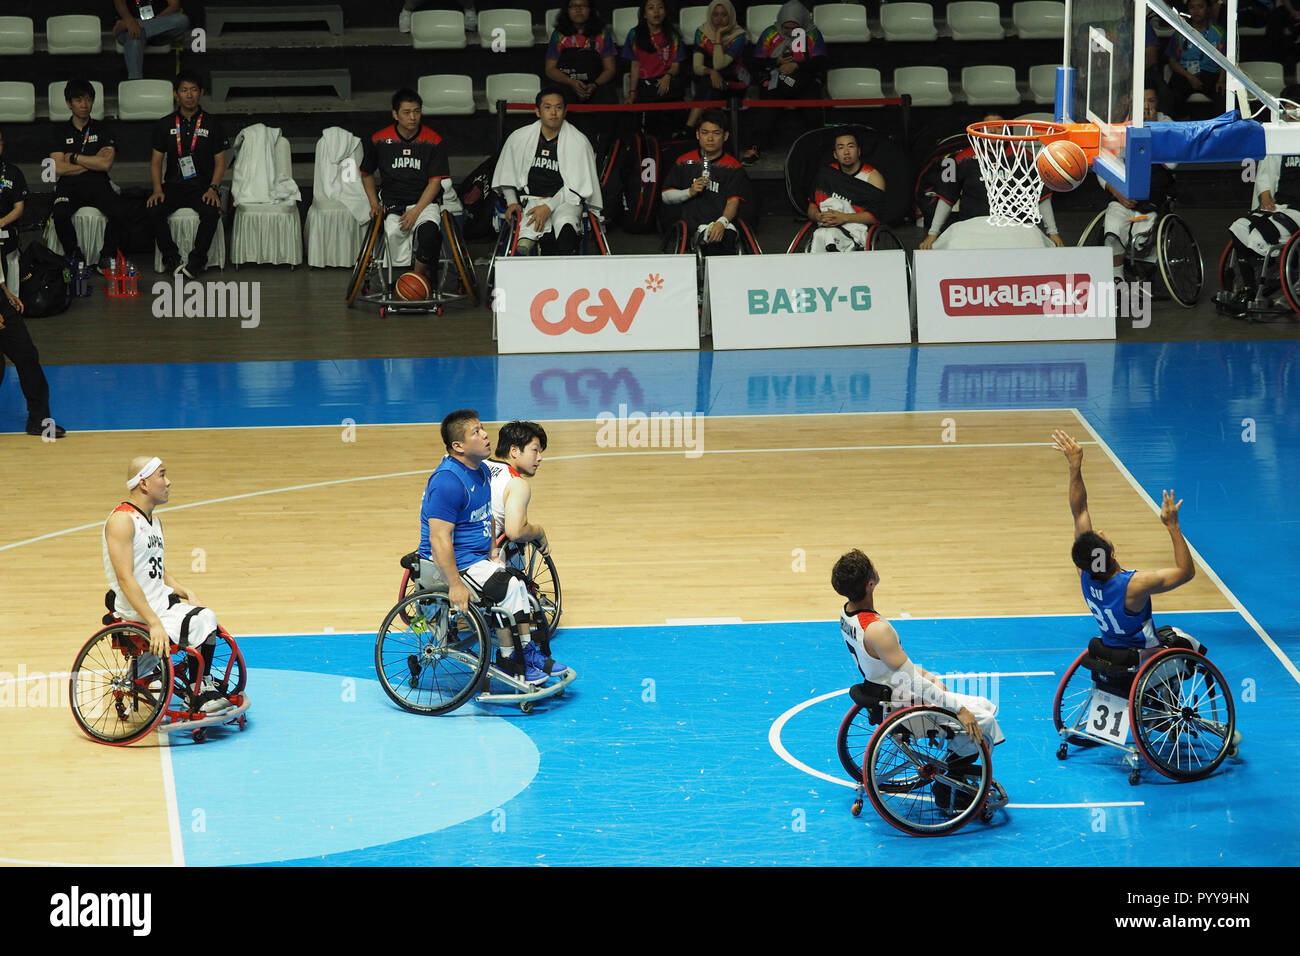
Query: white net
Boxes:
[{"xmin": 967, "ymin": 121, "xmax": 1060, "ymax": 228}]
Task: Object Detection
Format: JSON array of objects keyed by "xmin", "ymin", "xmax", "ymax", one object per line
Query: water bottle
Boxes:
[
  {"xmin": 72, "ymin": 253, "xmax": 87, "ymax": 297},
  {"xmin": 700, "ymin": 155, "xmax": 711, "ymax": 183}
]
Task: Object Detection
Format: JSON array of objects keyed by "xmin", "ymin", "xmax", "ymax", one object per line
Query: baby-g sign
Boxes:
[
  {"xmin": 498, "ymin": 255, "xmax": 699, "ymax": 354},
  {"xmin": 530, "ymin": 287, "xmax": 647, "ymax": 335}
]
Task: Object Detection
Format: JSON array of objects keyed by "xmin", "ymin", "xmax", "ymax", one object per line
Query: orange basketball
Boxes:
[
  {"xmin": 1036, "ymin": 140, "xmax": 1090, "ymax": 192},
  {"xmin": 395, "ymin": 271, "xmax": 431, "ymax": 301}
]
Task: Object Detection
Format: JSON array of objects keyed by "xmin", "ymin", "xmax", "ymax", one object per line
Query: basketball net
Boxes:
[{"xmin": 966, "ymin": 120, "xmax": 1063, "ymax": 228}]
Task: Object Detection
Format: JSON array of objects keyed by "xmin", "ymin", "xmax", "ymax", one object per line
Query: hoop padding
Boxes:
[{"xmin": 966, "ymin": 120, "xmax": 1064, "ymax": 228}]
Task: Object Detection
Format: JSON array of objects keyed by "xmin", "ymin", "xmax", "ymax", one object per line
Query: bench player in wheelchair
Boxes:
[
  {"xmin": 346, "ymin": 87, "xmax": 480, "ymax": 315},
  {"xmin": 783, "ymin": 124, "xmax": 910, "ymax": 254},
  {"xmin": 1076, "ymin": 89, "xmax": 1203, "ymax": 308},
  {"xmin": 659, "ymin": 110, "xmax": 762, "ymax": 259},
  {"xmin": 1051, "ymin": 430, "xmax": 1239, "ymax": 784},
  {"xmin": 832, "ymin": 549, "xmax": 1008, "ymax": 836},
  {"xmin": 376, "ymin": 411, "xmax": 574, "ymax": 716},
  {"xmin": 70, "ymin": 456, "xmax": 249, "ymax": 745}
]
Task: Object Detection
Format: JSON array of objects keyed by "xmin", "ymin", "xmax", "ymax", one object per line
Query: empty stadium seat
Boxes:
[
  {"xmin": 545, "ymin": 8, "xmax": 560, "ymax": 35},
  {"xmin": 1018, "ymin": 111, "xmax": 1056, "ymax": 123},
  {"xmin": 813, "ymin": 4, "xmax": 870, "ymax": 43},
  {"xmin": 880, "ymin": 3, "xmax": 937, "ymax": 42},
  {"xmin": 477, "ymin": 9, "xmax": 534, "ymax": 49},
  {"xmin": 0, "ymin": 16, "xmax": 35, "ymax": 56},
  {"xmin": 827, "ymin": 68, "xmax": 885, "ymax": 106},
  {"xmin": 117, "ymin": 80, "xmax": 174, "ymax": 121},
  {"xmin": 679, "ymin": 5, "xmax": 708, "ymax": 41},
  {"xmin": 48, "ymin": 80, "xmax": 107, "ymax": 121},
  {"xmin": 411, "ymin": 10, "xmax": 467, "ymax": 49},
  {"xmin": 893, "ymin": 66, "xmax": 953, "ymax": 106},
  {"xmin": 232, "ymin": 131, "xmax": 302, "ymax": 267},
  {"xmin": 1012, "ymin": 1, "xmax": 1065, "ymax": 39},
  {"xmin": 418, "ymin": 74, "xmax": 475, "ymax": 115},
  {"xmin": 947, "ymin": 2, "xmax": 1004, "ymax": 41},
  {"xmin": 962, "ymin": 65, "xmax": 1021, "ymax": 105},
  {"xmin": 613, "ymin": 6, "xmax": 639, "ymax": 43},
  {"xmin": 46, "ymin": 15, "xmax": 102, "ymax": 55},
  {"xmin": 486, "ymin": 73, "xmax": 541, "ymax": 114},
  {"xmin": 1240, "ymin": 61, "xmax": 1285, "ymax": 97},
  {"xmin": 746, "ymin": 4, "xmax": 781, "ymax": 37},
  {"xmin": 1028, "ymin": 64, "xmax": 1060, "ymax": 104},
  {"xmin": 0, "ymin": 82, "xmax": 36, "ymax": 123}
]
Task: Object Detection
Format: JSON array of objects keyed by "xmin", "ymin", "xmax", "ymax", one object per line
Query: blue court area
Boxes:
[{"xmin": 168, "ymin": 612, "xmax": 1296, "ymax": 866}]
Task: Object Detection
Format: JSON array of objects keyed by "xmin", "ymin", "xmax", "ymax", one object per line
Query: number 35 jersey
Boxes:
[{"xmin": 103, "ymin": 502, "xmax": 169, "ymax": 620}]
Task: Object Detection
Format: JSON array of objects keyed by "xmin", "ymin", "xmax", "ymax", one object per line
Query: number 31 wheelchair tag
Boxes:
[{"xmin": 1087, "ymin": 689, "xmax": 1131, "ymax": 742}]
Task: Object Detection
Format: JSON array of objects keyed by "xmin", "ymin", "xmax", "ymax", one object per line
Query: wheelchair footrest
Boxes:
[
  {"xmin": 476, "ymin": 666, "xmax": 576, "ymax": 706},
  {"xmin": 157, "ymin": 695, "xmax": 251, "ymax": 734}
]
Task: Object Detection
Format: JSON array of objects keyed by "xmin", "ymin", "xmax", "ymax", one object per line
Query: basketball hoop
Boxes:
[{"xmin": 966, "ymin": 119, "xmax": 1066, "ymax": 228}]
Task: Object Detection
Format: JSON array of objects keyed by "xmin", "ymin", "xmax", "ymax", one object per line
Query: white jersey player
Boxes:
[{"xmin": 487, "ymin": 421, "xmax": 551, "ymax": 557}]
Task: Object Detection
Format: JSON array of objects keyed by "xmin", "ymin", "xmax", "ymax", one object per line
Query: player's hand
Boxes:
[
  {"xmin": 399, "ymin": 207, "xmax": 420, "ymax": 232},
  {"xmin": 147, "ymin": 188, "xmax": 165, "ymax": 208},
  {"xmin": 1121, "ymin": 196, "xmax": 1138, "ymax": 209},
  {"xmin": 1188, "ymin": 75, "xmax": 1204, "ymax": 92},
  {"xmin": 710, "ymin": 69, "xmax": 724, "ymax": 91},
  {"xmin": 1049, "ymin": 232, "xmax": 1064, "ymax": 247},
  {"xmin": 171, "ymin": 585, "xmax": 194, "ymax": 603},
  {"xmin": 1051, "ymin": 429, "xmax": 1084, "ymax": 468},
  {"xmin": 1159, "ymin": 489, "xmax": 1183, "ymax": 528},
  {"xmin": 148, "ymin": 623, "xmax": 169, "ymax": 659},
  {"xmin": 657, "ymin": 75, "xmax": 672, "ymax": 96},
  {"xmin": 955, "ymin": 706, "xmax": 983, "ymax": 747},
  {"xmin": 689, "ymin": 176, "xmax": 708, "ymax": 196},
  {"xmin": 202, "ymin": 186, "xmax": 222, "ymax": 208},
  {"xmin": 536, "ymin": 533, "xmax": 550, "ymax": 556},
  {"xmin": 821, "ymin": 209, "xmax": 846, "ymax": 226},
  {"xmin": 368, "ymin": 197, "xmax": 384, "ymax": 219},
  {"xmin": 126, "ymin": 18, "xmax": 143, "ymax": 38},
  {"xmin": 918, "ymin": 234, "xmax": 937, "ymax": 250},
  {"xmin": 525, "ymin": 203, "xmax": 551, "ymax": 230},
  {"xmin": 1261, "ymin": 196, "xmax": 1277, "ymax": 212},
  {"xmin": 505, "ymin": 203, "xmax": 523, "ymax": 222},
  {"xmin": 448, "ymin": 581, "xmax": 471, "ymax": 612}
]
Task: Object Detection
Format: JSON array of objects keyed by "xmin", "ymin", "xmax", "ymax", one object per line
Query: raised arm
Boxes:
[
  {"xmin": 1052, "ymin": 429, "xmax": 1092, "ymax": 536},
  {"xmin": 1126, "ymin": 490, "xmax": 1195, "ymax": 603}
]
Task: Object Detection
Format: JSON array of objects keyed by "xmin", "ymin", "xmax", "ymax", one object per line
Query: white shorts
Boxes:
[
  {"xmin": 932, "ymin": 216, "xmax": 1053, "ymax": 251},
  {"xmin": 418, "ymin": 556, "xmax": 532, "ymax": 621},
  {"xmin": 811, "ymin": 222, "xmax": 868, "ymax": 252},
  {"xmin": 1104, "ymin": 202, "xmax": 1158, "ymax": 258},
  {"xmin": 123, "ymin": 599, "xmax": 219, "ymax": 648},
  {"xmin": 1227, "ymin": 205, "xmax": 1300, "ymax": 258},
  {"xmin": 889, "ymin": 680, "xmax": 1005, "ymax": 757},
  {"xmin": 383, "ymin": 202, "xmax": 442, "ymax": 267},
  {"xmin": 518, "ymin": 195, "xmax": 581, "ymax": 244}
]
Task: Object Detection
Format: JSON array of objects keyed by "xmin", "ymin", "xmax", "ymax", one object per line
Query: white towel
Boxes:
[
  {"xmin": 314, "ymin": 126, "xmax": 370, "ymax": 223},
  {"xmin": 233, "ymin": 124, "xmax": 301, "ymax": 205}
]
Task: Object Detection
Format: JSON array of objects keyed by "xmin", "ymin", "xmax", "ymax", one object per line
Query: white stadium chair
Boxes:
[
  {"xmin": 827, "ymin": 68, "xmax": 885, "ymax": 106},
  {"xmin": 613, "ymin": 6, "xmax": 639, "ymax": 43},
  {"xmin": 411, "ymin": 10, "xmax": 467, "ymax": 50},
  {"xmin": 117, "ymin": 79, "xmax": 174, "ymax": 121},
  {"xmin": 153, "ymin": 209, "xmax": 228, "ymax": 273},
  {"xmin": 746, "ymin": 4, "xmax": 781, "ymax": 37},
  {"xmin": 232, "ymin": 129, "xmax": 303, "ymax": 267},
  {"xmin": 962, "ymin": 65, "xmax": 1021, "ymax": 106},
  {"xmin": 545, "ymin": 8, "xmax": 560, "ymax": 35},
  {"xmin": 880, "ymin": 3, "xmax": 938, "ymax": 42},
  {"xmin": 0, "ymin": 82, "xmax": 36, "ymax": 123},
  {"xmin": 43, "ymin": 208, "xmax": 107, "ymax": 263},
  {"xmin": 1012, "ymin": 2, "xmax": 1065, "ymax": 39},
  {"xmin": 1239, "ymin": 61, "xmax": 1284, "ymax": 97},
  {"xmin": 477, "ymin": 9, "xmax": 534, "ymax": 49},
  {"xmin": 304, "ymin": 129, "xmax": 365, "ymax": 269},
  {"xmin": 893, "ymin": 66, "xmax": 953, "ymax": 107},
  {"xmin": 679, "ymin": 5, "xmax": 708, "ymax": 42},
  {"xmin": 418, "ymin": 74, "xmax": 476, "ymax": 116},
  {"xmin": 0, "ymin": 16, "xmax": 36, "ymax": 56},
  {"xmin": 813, "ymin": 4, "xmax": 870, "ymax": 43},
  {"xmin": 45, "ymin": 15, "xmax": 102, "ymax": 55},
  {"xmin": 946, "ymin": 2, "xmax": 1004, "ymax": 41},
  {"xmin": 48, "ymin": 80, "xmax": 106, "ymax": 121},
  {"xmin": 1028, "ymin": 64, "xmax": 1060, "ymax": 104},
  {"xmin": 485, "ymin": 73, "xmax": 541, "ymax": 114}
]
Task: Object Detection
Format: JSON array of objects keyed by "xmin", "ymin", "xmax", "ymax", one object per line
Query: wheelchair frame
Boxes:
[
  {"xmin": 835, "ymin": 682, "xmax": 1008, "ymax": 836},
  {"xmin": 1076, "ymin": 206, "xmax": 1205, "ymax": 308},
  {"xmin": 346, "ymin": 206, "xmax": 481, "ymax": 316},
  {"xmin": 69, "ymin": 618, "xmax": 250, "ymax": 746},
  {"xmin": 1215, "ymin": 232, "xmax": 1300, "ymax": 320},
  {"xmin": 1053, "ymin": 643, "xmax": 1237, "ymax": 785}
]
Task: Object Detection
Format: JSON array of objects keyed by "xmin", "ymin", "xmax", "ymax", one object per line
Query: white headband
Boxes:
[{"xmin": 126, "ymin": 457, "xmax": 162, "ymax": 491}]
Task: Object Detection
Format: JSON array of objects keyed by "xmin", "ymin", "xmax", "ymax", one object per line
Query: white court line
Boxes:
[
  {"xmin": 159, "ymin": 734, "xmax": 185, "ymax": 867},
  {"xmin": 767, "ymin": 683, "xmax": 1144, "ymax": 809},
  {"xmin": 1071, "ymin": 410, "xmax": 1300, "ymax": 688}
]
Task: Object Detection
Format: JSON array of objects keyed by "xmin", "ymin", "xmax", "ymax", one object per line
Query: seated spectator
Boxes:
[
  {"xmin": 804, "ymin": 129, "xmax": 886, "ymax": 252},
  {"xmin": 545, "ymin": 0, "xmax": 619, "ymax": 106},
  {"xmin": 661, "ymin": 110, "xmax": 750, "ymax": 255},
  {"xmin": 49, "ymin": 80, "xmax": 134, "ymax": 276},
  {"xmin": 685, "ymin": 0, "xmax": 749, "ymax": 134},
  {"xmin": 1159, "ymin": 0, "xmax": 1224, "ymax": 119},
  {"xmin": 1099, "ymin": 89, "xmax": 1175, "ymax": 281},
  {"xmin": 743, "ymin": 1, "xmax": 828, "ymax": 165},
  {"xmin": 113, "ymin": 1, "xmax": 191, "ymax": 80},
  {"xmin": 491, "ymin": 88, "xmax": 602, "ymax": 256},
  {"xmin": 623, "ymin": 0, "xmax": 688, "ymax": 136},
  {"xmin": 399, "ymin": 1, "xmax": 477, "ymax": 34},
  {"xmin": 147, "ymin": 71, "xmax": 230, "ymax": 278}
]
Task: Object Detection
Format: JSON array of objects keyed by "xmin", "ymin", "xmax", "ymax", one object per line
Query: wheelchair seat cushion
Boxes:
[
  {"xmin": 1087, "ymin": 637, "xmax": 1139, "ymax": 666},
  {"xmin": 400, "ymin": 550, "xmax": 420, "ymax": 572},
  {"xmin": 849, "ymin": 679, "xmax": 892, "ymax": 725},
  {"xmin": 1156, "ymin": 624, "xmax": 1206, "ymax": 656}
]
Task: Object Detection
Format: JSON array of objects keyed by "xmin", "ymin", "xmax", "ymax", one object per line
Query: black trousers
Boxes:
[
  {"xmin": 0, "ymin": 295, "xmax": 52, "ymax": 429},
  {"xmin": 52, "ymin": 177, "xmax": 126, "ymax": 262},
  {"xmin": 149, "ymin": 182, "xmax": 222, "ymax": 264}
]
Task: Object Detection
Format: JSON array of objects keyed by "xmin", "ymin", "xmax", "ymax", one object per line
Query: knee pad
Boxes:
[{"xmin": 414, "ymin": 221, "xmax": 442, "ymax": 264}]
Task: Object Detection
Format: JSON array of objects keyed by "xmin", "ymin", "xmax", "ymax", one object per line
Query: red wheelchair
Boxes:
[{"xmin": 70, "ymin": 607, "xmax": 249, "ymax": 746}]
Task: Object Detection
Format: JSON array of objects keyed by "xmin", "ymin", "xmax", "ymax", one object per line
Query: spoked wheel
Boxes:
[
  {"xmin": 866, "ymin": 223, "xmax": 904, "ymax": 251},
  {"xmin": 1076, "ymin": 209, "xmax": 1106, "ymax": 248},
  {"xmin": 1129, "ymin": 649, "xmax": 1236, "ymax": 781},
  {"xmin": 485, "ymin": 215, "xmax": 520, "ymax": 315},
  {"xmin": 514, "ymin": 540, "xmax": 561, "ymax": 633},
  {"xmin": 585, "ymin": 209, "xmax": 613, "ymax": 255},
  {"xmin": 1216, "ymin": 239, "xmax": 1238, "ymax": 292},
  {"xmin": 786, "ymin": 220, "xmax": 815, "ymax": 254},
  {"xmin": 1279, "ymin": 232, "xmax": 1300, "ymax": 315},
  {"xmin": 863, "ymin": 705, "xmax": 992, "ymax": 836},
  {"xmin": 836, "ymin": 703, "xmax": 875, "ymax": 783},
  {"xmin": 737, "ymin": 219, "xmax": 763, "ymax": 255},
  {"xmin": 1156, "ymin": 213, "xmax": 1204, "ymax": 307},
  {"xmin": 441, "ymin": 209, "xmax": 480, "ymax": 307},
  {"xmin": 70, "ymin": 624, "xmax": 173, "ymax": 745},
  {"xmin": 346, "ymin": 214, "xmax": 384, "ymax": 307},
  {"xmin": 207, "ymin": 627, "xmax": 247, "ymax": 697},
  {"xmin": 1053, "ymin": 650, "xmax": 1104, "ymax": 754},
  {"xmin": 376, "ymin": 588, "xmax": 490, "ymax": 715}
]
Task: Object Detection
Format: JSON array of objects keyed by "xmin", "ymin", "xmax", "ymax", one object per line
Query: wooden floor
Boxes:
[{"xmin": 0, "ymin": 409, "xmax": 1234, "ymax": 865}]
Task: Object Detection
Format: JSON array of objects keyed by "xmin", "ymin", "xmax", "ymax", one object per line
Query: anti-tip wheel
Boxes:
[
  {"xmin": 1128, "ymin": 770, "xmax": 1141, "ymax": 786},
  {"xmin": 1056, "ymin": 744, "xmax": 1068, "ymax": 760},
  {"xmin": 520, "ymin": 700, "xmax": 534, "ymax": 714},
  {"xmin": 850, "ymin": 801, "xmax": 862, "ymax": 817}
]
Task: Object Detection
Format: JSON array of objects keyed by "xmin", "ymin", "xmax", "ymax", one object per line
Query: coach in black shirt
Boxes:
[
  {"xmin": 147, "ymin": 71, "xmax": 229, "ymax": 277},
  {"xmin": 49, "ymin": 79, "xmax": 132, "ymax": 275}
]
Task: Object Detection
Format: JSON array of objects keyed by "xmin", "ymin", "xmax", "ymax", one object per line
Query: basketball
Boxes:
[
  {"xmin": 1036, "ymin": 140, "xmax": 1090, "ymax": 192},
  {"xmin": 395, "ymin": 271, "xmax": 431, "ymax": 301}
]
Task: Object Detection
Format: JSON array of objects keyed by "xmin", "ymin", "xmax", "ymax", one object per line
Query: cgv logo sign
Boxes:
[{"xmin": 529, "ymin": 272, "xmax": 666, "ymax": 335}]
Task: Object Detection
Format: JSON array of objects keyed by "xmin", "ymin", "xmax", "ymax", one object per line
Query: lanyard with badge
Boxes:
[
  {"xmin": 138, "ymin": 1, "xmax": 156, "ymax": 20},
  {"xmin": 175, "ymin": 113, "xmax": 203, "ymax": 179}
]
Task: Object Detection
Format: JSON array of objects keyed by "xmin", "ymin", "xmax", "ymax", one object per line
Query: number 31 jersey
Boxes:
[{"xmin": 103, "ymin": 503, "xmax": 168, "ymax": 619}]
